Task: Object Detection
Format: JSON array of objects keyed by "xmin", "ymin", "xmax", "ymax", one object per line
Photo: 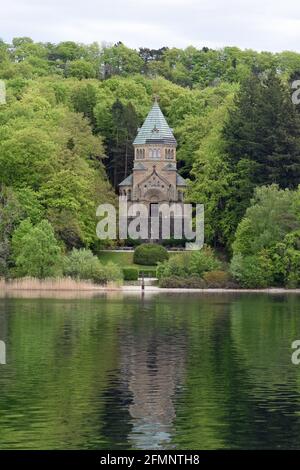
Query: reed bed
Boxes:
[{"xmin": 0, "ymin": 277, "xmax": 120, "ymax": 291}]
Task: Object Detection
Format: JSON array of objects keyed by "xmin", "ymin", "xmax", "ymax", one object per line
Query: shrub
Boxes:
[
  {"xmin": 203, "ymin": 270, "xmax": 230, "ymax": 288},
  {"xmin": 159, "ymin": 276, "xmax": 206, "ymax": 288},
  {"xmin": 267, "ymin": 230, "xmax": 300, "ymax": 287},
  {"xmin": 189, "ymin": 247, "xmax": 222, "ymax": 277},
  {"xmin": 161, "ymin": 238, "xmax": 186, "ymax": 248},
  {"xmin": 124, "ymin": 237, "xmax": 143, "ymax": 247},
  {"xmin": 157, "ymin": 247, "xmax": 221, "ymax": 280},
  {"xmin": 64, "ymin": 248, "xmax": 122, "ymax": 284},
  {"xmin": 123, "ymin": 267, "xmax": 139, "ymax": 281},
  {"xmin": 230, "ymin": 253, "xmax": 273, "ymax": 288},
  {"xmin": 101, "ymin": 261, "xmax": 123, "ymax": 284},
  {"xmin": 157, "ymin": 252, "xmax": 190, "ymax": 279},
  {"xmin": 133, "ymin": 243, "xmax": 169, "ymax": 265}
]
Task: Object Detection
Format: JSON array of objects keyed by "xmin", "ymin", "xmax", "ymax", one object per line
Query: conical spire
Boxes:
[{"xmin": 133, "ymin": 99, "xmax": 177, "ymax": 145}]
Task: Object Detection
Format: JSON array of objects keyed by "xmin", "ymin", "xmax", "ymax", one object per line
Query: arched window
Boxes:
[
  {"xmin": 165, "ymin": 148, "xmax": 173, "ymax": 160},
  {"xmin": 149, "ymin": 148, "xmax": 161, "ymax": 159}
]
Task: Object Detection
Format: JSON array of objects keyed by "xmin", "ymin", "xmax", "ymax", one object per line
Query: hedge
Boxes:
[
  {"xmin": 133, "ymin": 243, "xmax": 169, "ymax": 266},
  {"xmin": 123, "ymin": 267, "xmax": 139, "ymax": 281}
]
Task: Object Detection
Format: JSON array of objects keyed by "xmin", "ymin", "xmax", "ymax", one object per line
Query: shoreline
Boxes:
[
  {"xmin": 0, "ymin": 285, "xmax": 300, "ymax": 294},
  {"xmin": 1, "ymin": 277, "xmax": 299, "ymax": 295}
]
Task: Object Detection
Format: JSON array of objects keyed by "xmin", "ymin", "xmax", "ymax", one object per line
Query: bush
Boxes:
[
  {"xmin": 161, "ymin": 238, "xmax": 186, "ymax": 248},
  {"xmin": 203, "ymin": 270, "xmax": 230, "ymax": 288},
  {"xmin": 133, "ymin": 243, "xmax": 169, "ymax": 265},
  {"xmin": 267, "ymin": 230, "xmax": 300, "ymax": 287},
  {"xmin": 123, "ymin": 267, "xmax": 139, "ymax": 281},
  {"xmin": 157, "ymin": 247, "xmax": 221, "ymax": 280},
  {"xmin": 96, "ymin": 261, "xmax": 123, "ymax": 284},
  {"xmin": 159, "ymin": 276, "xmax": 206, "ymax": 288},
  {"xmin": 189, "ymin": 247, "xmax": 222, "ymax": 277},
  {"xmin": 230, "ymin": 253, "xmax": 273, "ymax": 288},
  {"xmin": 64, "ymin": 248, "xmax": 122, "ymax": 284},
  {"xmin": 123, "ymin": 237, "xmax": 143, "ymax": 247}
]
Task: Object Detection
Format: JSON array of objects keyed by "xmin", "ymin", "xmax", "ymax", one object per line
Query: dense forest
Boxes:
[{"xmin": 0, "ymin": 38, "xmax": 300, "ymax": 287}]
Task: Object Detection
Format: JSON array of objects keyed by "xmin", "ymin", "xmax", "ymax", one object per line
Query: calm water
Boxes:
[{"xmin": 0, "ymin": 292, "xmax": 300, "ymax": 450}]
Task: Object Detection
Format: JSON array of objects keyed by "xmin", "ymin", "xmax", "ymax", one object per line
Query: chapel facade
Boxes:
[{"xmin": 118, "ymin": 98, "xmax": 186, "ymax": 218}]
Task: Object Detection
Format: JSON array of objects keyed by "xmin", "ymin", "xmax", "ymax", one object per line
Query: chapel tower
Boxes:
[{"xmin": 119, "ymin": 97, "xmax": 186, "ymax": 216}]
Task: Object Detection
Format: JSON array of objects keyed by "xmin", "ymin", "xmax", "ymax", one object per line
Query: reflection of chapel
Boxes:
[{"xmin": 119, "ymin": 98, "xmax": 186, "ymax": 215}]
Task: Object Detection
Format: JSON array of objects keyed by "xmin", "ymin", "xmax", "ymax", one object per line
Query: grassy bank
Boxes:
[{"xmin": 98, "ymin": 250, "xmax": 181, "ymax": 273}]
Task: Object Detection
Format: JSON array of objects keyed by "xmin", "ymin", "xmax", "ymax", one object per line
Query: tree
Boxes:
[
  {"xmin": 65, "ymin": 59, "xmax": 96, "ymax": 79},
  {"xmin": 71, "ymin": 82, "xmax": 97, "ymax": 127},
  {"xmin": 268, "ymin": 230, "xmax": 300, "ymax": 287},
  {"xmin": 12, "ymin": 220, "xmax": 62, "ymax": 278},
  {"xmin": 64, "ymin": 248, "xmax": 122, "ymax": 284},
  {"xmin": 230, "ymin": 185, "xmax": 300, "ymax": 287},
  {"xmin": 232, "ymin": 185, "xmax": 300, "ymax": 257},
  {"xmin": 100, "ymin": 43, "xmax": 143, "ymax": 78},
  {"xmin": 106, "ymin": 99, "xmax": 139, "ymax": 187},
  {"xmin": 224, "ymin": 72, "xmax": 300, "ymax": 188}
]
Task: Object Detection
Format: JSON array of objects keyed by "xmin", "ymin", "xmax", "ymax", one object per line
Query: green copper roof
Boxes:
[
  {"xmin": 133, "ymin": 101, "xmax": 177, "ymax": 146},
  {"xmin": 176, "ymin": 173, "xmax": 187, "ymax": 186},
  {"xmin": 119, "ymin": 174, "xmax": 133, "ymax": 186}
]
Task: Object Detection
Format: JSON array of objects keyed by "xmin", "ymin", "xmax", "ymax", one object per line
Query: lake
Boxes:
[{"xmin": 0, "ymin": 292, "xmax": 300, "ymax": 450}]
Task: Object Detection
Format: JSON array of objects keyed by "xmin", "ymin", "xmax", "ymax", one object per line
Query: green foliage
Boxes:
[
  {"xmin": 123, "ymin": 267, "xmax": 139, "ymax": 281},
  {"xmin": 161, "ymin": 237, "xmax": 186, "ymax": 248},
  {"xmin": 159, "ymin": 276, "xmax": 206, "ymax": 288},
  {"xmin": 157, "ymin": 247, "xmax": 221, "ymax": 279},
  {"xmin": 65, "ymin": 60, "xmax": 96, "ymax": 79},
  {"xmin": 0, "ymin": 82, "xmax": 115, "ymax": 248},
  {"xmin": 2, "ymin": 38, "xmax": 300, "ymax": 288},
  {"xmin": 12, "ymin": 220, "xmax": 62, "ymax": 278},
  {"xmin": 231, "ymin": 185, "xmax": 300, "ymax": 287},
  {"xmin": 188, "ymin": 247, "xmax": 222, "ymax": 277},
  {"xmin": 203, "ymin": 270, "xmax": 231, "ymax": 288},
  {"xmin": 64, "ymin": 248, "xmax": 122, "ymax": 284},
  {"xmin": 0, "ymin": 186, "xmax": 46, "ymax": 276},
  {"xmin": 232, "ymin": 185, "xmax": 300, "ymax": 257},
  {"xmin": 267, "ymin": 230, "xmax": 300, "ymax": 287},
  {"xmin": 133, "ymin": 244, "xmax": 169, "ymax": 266},
  {"xmin": 230, "ymin": 253, "xmax": 274, "ymax": 288},
  {"xmin": 189, "ymin": 72, "xmax": 300, "ymax": 249}
]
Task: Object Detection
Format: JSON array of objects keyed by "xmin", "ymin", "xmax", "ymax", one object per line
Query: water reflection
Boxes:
[
  {"xmin": 0, "ymin": 293, "xmax": 300, "ymax": 449},
  {"xmin": 119, "ymin": 304, "xmax": 186, "ymax": 449}
]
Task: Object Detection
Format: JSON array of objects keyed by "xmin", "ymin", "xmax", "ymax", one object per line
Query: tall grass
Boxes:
[{"xmin": 0, "ymin": 277, "xmax": 120, "ymax": 291}]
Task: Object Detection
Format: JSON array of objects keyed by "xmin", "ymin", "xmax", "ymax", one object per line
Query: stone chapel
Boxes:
[{"xmin": 118, "ymin": 97, "xmax": 186, "ymax": 217}]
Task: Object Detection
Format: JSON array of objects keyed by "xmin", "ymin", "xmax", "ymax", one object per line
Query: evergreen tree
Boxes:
[
  {"xmin": 224, "ymin": 71, "xmax": 300, "ymax": 187},
  {"xmin": 106, "ymin": 99, "xmax": 139, "ymax": 188},
  {"xmin": 220, "ymin": 71, "xmax": 300, "ymax": 246}
]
